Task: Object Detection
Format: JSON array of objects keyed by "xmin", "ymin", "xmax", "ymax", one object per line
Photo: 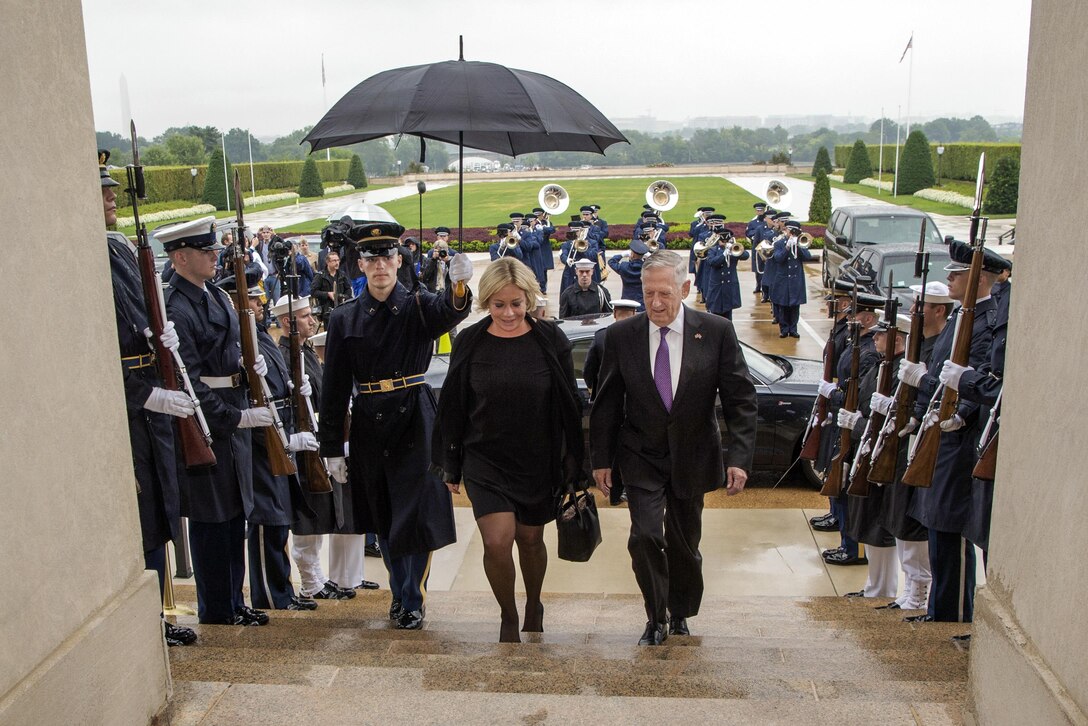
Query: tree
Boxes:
[
  {"xmin": 141, "ymin": 144, "xmax": 176, "ymax": 167},
  {"xmin": 812, "ymin": 146, "xmax": 833, "ymax": 177},
  {"xmin": 224, "ymin": 128, "xmax": 266, "ymax": 164},
  {"xmin": 896, "ymin": 130, "xmax": 935, "ymax": 195},
  {"xmin": 808, "ymin": 171, "xmax": 832, "ymax": 224},
  {"xmin": 984, "ymin": 156, "xmax": 1019, "ymax": 214},
  {"xmin": 842, "ymin": 139, "xmax": 872, "ymax": 184},
  {"xmin": 347, "ymin": 154, "xmax": 368, "ymax": 188},
  {"xmin": 298, "ymin": 157, "xmax": 324, "ymax": 197},
  {"xmin": 164, "ymin": 134, "xmax": 206, "ymax": 165},
  {"xmin": 201, "ymin": 147, "xmax": 234, "ymax": 210}
]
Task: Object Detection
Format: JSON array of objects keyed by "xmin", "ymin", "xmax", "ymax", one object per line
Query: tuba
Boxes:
[
  {"xmin": 765, "ymin": 179, "xmax": 791, "ymax": 208},
  {"xmin": 646, "ymin": 180, "xmax": 679, "ymax": 215},
  {"xmin": 538, "ymin": 184, "xmax": 570, "ymax": 218}
]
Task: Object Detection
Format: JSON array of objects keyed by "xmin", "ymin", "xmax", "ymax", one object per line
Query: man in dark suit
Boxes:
[{"xmin": 590, "ymin": 250, "xmax": 759, "ymax": 645}]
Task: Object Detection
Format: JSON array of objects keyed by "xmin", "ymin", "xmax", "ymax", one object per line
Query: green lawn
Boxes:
[
  {"xmin": 792, "ymin": 174, "xmax": 1013, "ymax": 218},
  {"xmin": 279, "ymin": 176, "xmax": 763, "ymax": 234}
]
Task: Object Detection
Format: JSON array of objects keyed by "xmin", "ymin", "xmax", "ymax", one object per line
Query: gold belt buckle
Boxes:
[{"xmin": 378, "ymin": 378, "xmax": 395, "ymax": 393}]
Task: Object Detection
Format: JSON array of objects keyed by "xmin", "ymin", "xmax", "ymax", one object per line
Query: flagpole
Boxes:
[
  {"xmin": 248, "ymin": 130, "xmax": 256, "ymax": 199},
  {"xmin": 893, "ymin": 106, "xmax": 902, "ymax": 197},
  {"xmin": 905, "ymin": 30, "xmax": 914, "ymax": 139},
  {"xmin": 878, "ymin": 110, "xmax": 885, "ymax": 195},
  {"xmin": 221, "ymin": 134, "xmax": 230, "ymax": 213},
  {"xmin": 322, "ymin": 54, "xmax": 330, "ymax": 162}
]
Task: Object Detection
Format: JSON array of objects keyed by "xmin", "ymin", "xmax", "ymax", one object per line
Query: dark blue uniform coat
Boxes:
[
  {"xmin": 608, "ymin": 254, "xmax": 645, "ymax": 308},
  {"xmin": 770, "ymin": 239, "xmax": 813, "ymax": 307},
  {"xmin": 703, "ymin": 243, "xmax": 750, "ymax": 314}
]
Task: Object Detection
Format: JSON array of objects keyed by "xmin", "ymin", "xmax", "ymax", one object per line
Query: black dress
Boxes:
[{"xmin": 462, "ymin": 330, "xmax": 557, "ymax": 525}]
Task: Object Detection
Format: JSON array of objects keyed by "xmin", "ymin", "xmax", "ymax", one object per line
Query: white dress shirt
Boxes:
[{"xmin": 649, "ymin": 304, "xmax": 685, "ymax": 397}]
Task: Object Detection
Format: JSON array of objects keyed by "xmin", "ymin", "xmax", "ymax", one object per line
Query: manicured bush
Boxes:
[
  {"xmin": 984, "ymin": 156, "xmax": 1019, "ymax": 214},
  {"xmin": 808, "ymin": 171, "xmax": 832, "ymax": 224},
  {"xmin": 812, "ymin": 146, "xmax": 833, "ymax": 177},
  {"xmin": 842, "ymin": 140, "xmax": 872, "ymax": 184},
  {"xmin": 201, "ymin": 148, "xmax": 234, "ymax": 211},
  {"xmin": 297, "ymin": 157, "xmax": 324, "ymax": 198},
  {"xmin": 834, "ymin": 142, "xmax": 1020, "ymax": 180},
  {"xmin": 896, "ymin": 130, "xmax": 936, "ymax": 195},
  {"xmin": 347, "ymin": 154, "xmax": 368, "ymax": 188}
]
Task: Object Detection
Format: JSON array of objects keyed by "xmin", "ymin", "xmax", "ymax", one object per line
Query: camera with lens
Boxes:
[{"xmin": 438, "ymin": 249, "xmax": 449, "ymax": 260}]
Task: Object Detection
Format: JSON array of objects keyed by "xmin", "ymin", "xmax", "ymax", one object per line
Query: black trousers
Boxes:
[
  {"xmin": 143, "ymin": 544, "xmax": 167, "ymax": 605},
  {"xmin": 928, "ymin": 528, "xmax": 975, "ymax": 622},
  {"xmin": 189, "ymin": 514, "xmax": 246, "ymax": 624},
  {"xmin": 247, "ymin": 523, "xmax": 295, "ymax": 609},
  {"xmin": 380, "ymin": 537, "xmax": 431, "ymax": 612},
  {"xmin": 625, "ymin": 484, "xmax": 705, "ymax": 623}
]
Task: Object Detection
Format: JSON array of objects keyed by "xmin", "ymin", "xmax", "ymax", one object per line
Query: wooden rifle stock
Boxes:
[
  {"xmin": 821, "ymin": 322, "xmax": 860, "ymax": 497},
  {"xmin": 973, "ymin": 431, "xmax": 998, "ymax": 480},
  {"xmin": 799, "ymin": 336, "xmax": 835, "ymax": 461},
  {"xmin": 286, "ymin": 257, "xmax": 331, "ymax": 493}
]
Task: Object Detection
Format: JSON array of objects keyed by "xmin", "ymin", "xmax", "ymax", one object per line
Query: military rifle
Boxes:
[
  {"xmin": 820, "ymin": 286, "xmax": 861, "ymax": 498},
  {"xmin": 126, "ymin": 121, "xmax": 216, "ymax": 471},
  {"xmin": 973, "ymin": 388, "xmax": 1001, "ymax": 480},
  {"xmin": 799, "ymin": 294, "xmax": 838, "ymax": 461}
]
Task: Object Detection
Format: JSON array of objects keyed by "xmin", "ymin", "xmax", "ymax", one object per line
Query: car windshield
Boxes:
[
  {"xmin": 883, "ymin": 253, "xmax": 951, "ymax": 288},
  {"xmin": 741, "ymin": 342, "xmax": 786, "ymax": 383},
  {"xmin": 853, "ymin": 216, "xmax": 942, "ymax": 246}
]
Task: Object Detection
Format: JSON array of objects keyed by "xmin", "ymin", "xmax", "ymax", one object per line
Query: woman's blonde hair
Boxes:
[{"xmin": 476, "ymin": 257, "xmax": 540, "ymax": 312}]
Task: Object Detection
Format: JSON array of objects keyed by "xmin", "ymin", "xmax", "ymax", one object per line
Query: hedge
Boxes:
[
  {"xmin": 834, "ymin": 142, "xmax": 1020, "ymax": 182},
  {"xmin": 108, "ymin": 159, "xmax": 351, "ymax": 206}
]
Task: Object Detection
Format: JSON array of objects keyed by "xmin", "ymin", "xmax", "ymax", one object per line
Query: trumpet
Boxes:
[
  {"xmin": 729, "ymin": 240, "xmax": 746, "ymax": 257},
  {"xmin": 647, "ymin": 226, "xmax": 662, "ymax": 253},
  {"xmin": 757, "ymin": 240, "xmax": 775, "ymax": 261},
  {"xmin": 799, "ymin": 232, "xmax": 813, "ymax": 249},
  {"xmin": 506, "ymin": 229, "xmax": 521, "ymax": 248},
  {"xmin": 538, "ymin": 183, "xmax": 570, "ymax": 217}
]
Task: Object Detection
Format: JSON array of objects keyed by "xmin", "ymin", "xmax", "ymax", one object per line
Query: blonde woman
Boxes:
[{"xmin": 433, "ymin": 258, "xmax": 585, "ymax": 643}]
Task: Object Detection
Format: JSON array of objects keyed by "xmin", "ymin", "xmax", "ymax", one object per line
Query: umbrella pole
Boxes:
[{"xmin": 458, "ymin": 131, "xmax": 464, "ymax": 253}]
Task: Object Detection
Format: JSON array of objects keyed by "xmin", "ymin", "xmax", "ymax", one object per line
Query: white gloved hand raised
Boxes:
[
  {"xmin": 898, "ymin": 360, "xmax": 928, "ymax": 388},
  {"xmin": 238, "ymin": 406, "xmax": 275, "ymax": 429},
  {"xmin": 326, "ymin": 456, "xmax": 348, "ymax": 483},
  {"xmin": 288, "ymin": 432, "xmax": 319, "ymax": 452},
  {"xmin": 144, "ymin": 388, "xmax": 196, "ymax": 418},
  {"xmin": 448, "ymin": 253, "xmax": 473, "ymax": 284},
  {"xmin": 940, "ymin": 414, "xmax": 966, "ymax": 432},
  {"xmin": 870, "ymin": 392, "xmax": 894, "ymax": 416},
  {"xmin": 939, "ymin": 361, "xmax": 972, "ymax": 392},
  {"xmin": 817, "ymin": 380, "xmax": 838, "ymax": 399},
  {"xmin": 836, "ymin": 408, "xmax": 863, "ymax": 431}
]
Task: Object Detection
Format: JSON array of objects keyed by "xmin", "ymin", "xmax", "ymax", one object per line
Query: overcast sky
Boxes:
[{"xmin": 82, "ymin": 0, "xmax": 1032, "ymax": 139}]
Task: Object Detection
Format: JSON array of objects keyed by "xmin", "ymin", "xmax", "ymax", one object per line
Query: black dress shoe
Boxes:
[
  {"xmin": 809, "ymin": 512, "xmax": 834, "ymax": 526},
  {"xmin": 823, "ymin": 550, "xmax": 868, "ymax": 566},
  {"xmin": 811, "ymin": 518, "xmax": 840, "ymax": 532},
  {"xmin": 951, "ymin": 633, "xmax": 972, "ymax": 643},
  {"xmin": 389, "ymin": 598, "xmax": 403, "ymax": 621},
  {"xmin": 903, "ymin": 614, "xmax": 934, "ymax": 623},
  {"xmin": 313, "ymin": 581, "xmax": 356, "ymax": 600},
  {"xmin": 396, "ymin": 609, "xmax": 424, "ymax": 630},
  {"xmin": 355, "ymin": 580, "xmax": 380, "ymax": 590},
  {"xmin": 844, "ymin": 590, "xmax": 865, "ymax": 598},
  {"xmin": 235, "ymin": 606, "xmax": 269, "ymax": 626},
  {"xmin": 668, "ymin": 616, "xmax": 689, "ymax": 636},
  {"xmin": 874, "ymin": 602, "xmax": 901, "ymax": 610},
  {"xmin": 821, "ymin": 546, "xmax": 844, "ymax": 557},
  {"xmin": 287, "ymin": 595, "xmax": 318, "ymax": 611},
  {"xmin": 638, "ymin": 621, "xmax": 668, "ymax": 646},
  {"xmin": 779, "ymin": 332, "xmax": 788, "ymax": 338},
  {"xmin": 364, "ymin": 542, "xmax": 382, "ymax": 558},
  {"xmin": 164, "ymin": 621, "xmax": 197, "ymax": 646}
]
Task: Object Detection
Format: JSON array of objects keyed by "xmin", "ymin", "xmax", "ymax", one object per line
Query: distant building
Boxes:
[{"xmin": 447, "ymin": 156, "xmax": 501, "ymax": 172}]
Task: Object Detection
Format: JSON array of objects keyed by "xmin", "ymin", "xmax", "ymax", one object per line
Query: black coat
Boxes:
[
  {"xmin": 845, "ymin": 356, "xmax": 896, "ymax": 547},
  {"xmin": 590, "ymin": 307, "xmax": 759, "ymax": 496},
  {"xmin": 319, "ymin": 282, "xmax": 470, "ymax": 556},
  {"xmin": 107, "ymin": 234, "xmax": 179, "ymax": 552},
  {"xmin": 166, "ymin": 274, "xmax": 253, "ymax": 524},
  {"xmin": 433, "ymin": 316, "xmax": 585, "ymax": 489}
]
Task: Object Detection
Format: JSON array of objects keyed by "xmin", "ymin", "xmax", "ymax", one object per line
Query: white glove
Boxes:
[
  {"xmin": 939, "ymin": 361, "xmax": 972, "ymax": 392},
  {"xmin": 253, "ymin": 354, "xmax": 268, "ymax": 378},
  {"xmin": 898, "ymin": 417, "xmax": 919, "ymax": 438},
  {"xmin": 144, "ymin": 388, "xmax": 196, "ymax": 418},
  {"xmin": 448, "ymin": 253, "xmax": 473, "ymax": 284},
  {"xmin": 288, "ymin": 432, "xmax": 319, "ymax": 452},
  {"xmin": 898, "ymin": 360, "xmax": 928, "ymax": 388},
  {"xmin": 837, "ymin": 408, "xmax": 863, "ymax": 431},
  {"xmin": 870, "ymin": 392, "xmax": 894, "ymax": 416},
  {"xmin": 940, "ymin": 414, "xmax": 965, "ymax": 432},
  {"xmin": 286, "ymin": 375, "xmax": 313, "ymax": 398},
  {"xmin": 922, "ymin": 409, "xmax": 941, "ymax": 432},
  {"xmin": 817, "ymin": 380, "xmax": 838, "ymax": 399},
  {"xmin": 144, "ymin": 321, "xmax": 181, "ymax": 352},
  {"xmin": 327, "ymin": 456, "xmax": 348, "ymax": 483},
  {"xmin": 238, "ymin": 406, "xmax": 275, "ymax": 429},
  {"xmin": 343, "ymin": 442, "xmax": 350, "ymax": 458}
]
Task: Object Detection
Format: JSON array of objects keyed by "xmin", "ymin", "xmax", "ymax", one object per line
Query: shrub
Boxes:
[
  {"xmin": 201, "ymin": 147, "xmax": 234, "ymax": 211},
  {"xmin": 347, "ymin": 154, "xmax": 368, "ymax": 188},
  {"xmin": 843, "ymin": 140, "xmax": 872, "ymax": 184},
  {"xmin": 808, "ymin": 171, "xmax": 832, "ymax": 224},
  {"xmin": 897, "ymin": 130, "xmax": 935, "ymax": 195},
  {"xmin": 298, "ymin": 157, "xmax": 324, "ymax": 198},
  {"xmin": 984, "ymin": 156, "xmax": 1019, "ymax": 214},
  {"xmin": 812, "ymin": 146, "xmax": 833, "ymax": 177}
]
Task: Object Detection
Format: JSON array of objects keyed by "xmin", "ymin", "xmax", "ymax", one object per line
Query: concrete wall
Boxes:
[
  {"xmin": 0, "ymin": 2, "xmax": 170, "ymax": 724},
  {"xmin": 968, "ymin": 0, "xmax": 1088, "ymax": 723}
]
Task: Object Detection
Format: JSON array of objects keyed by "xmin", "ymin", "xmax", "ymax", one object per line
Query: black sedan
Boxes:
[
  {"xmin": 424, "ymin": 315, "xmax": 824, "ymax": 487},
  {"xmin": 836, "ymin": 242, "xmax": 952, "ymax": 309}
]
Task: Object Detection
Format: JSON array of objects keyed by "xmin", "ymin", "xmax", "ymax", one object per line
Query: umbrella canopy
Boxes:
[{"xmin": 302, "ymin": 59, "xmax": 627, "ymax": 157}]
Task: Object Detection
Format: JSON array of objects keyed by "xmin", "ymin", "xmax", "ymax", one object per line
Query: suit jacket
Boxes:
[{"xmin": 589, "ymin": 306, "xmax": 758, "ymax": 498}]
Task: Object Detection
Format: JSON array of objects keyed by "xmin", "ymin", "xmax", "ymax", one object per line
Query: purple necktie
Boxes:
[{"xmin": 654, "ymin": 327, "xmax": 673, "ymax": 412}]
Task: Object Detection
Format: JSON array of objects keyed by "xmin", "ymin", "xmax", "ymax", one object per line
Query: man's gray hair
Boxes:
[{"xmin": 641, "ymin": 249, "xmax": 687, "ymax": 287}]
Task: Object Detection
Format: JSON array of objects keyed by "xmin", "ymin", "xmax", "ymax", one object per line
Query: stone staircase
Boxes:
[{"xmin": 157, "ymin": 584, "xmax": 969, "ymax": 725}]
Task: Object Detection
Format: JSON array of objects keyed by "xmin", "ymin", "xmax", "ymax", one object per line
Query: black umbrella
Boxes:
[{"xmin": 302, "ymin": 38, "xmax": 628, "ymax": 249}]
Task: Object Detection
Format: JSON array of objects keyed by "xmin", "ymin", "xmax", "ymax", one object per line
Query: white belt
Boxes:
[{"xmin": 202, "ymin": 374, "xmax": 241, "ymax": 389}]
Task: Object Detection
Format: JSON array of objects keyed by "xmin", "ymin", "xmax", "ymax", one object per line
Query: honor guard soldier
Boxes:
[
  {"xmin": 319, "ymin": 222, "xmax": 473, "ymax": 629},
  {"xmin": 702, "ymin": 216, "xmax": 750, "ymax": 320},
  {"xmin": 559, "ymin": 258, "xmax": 613, "ymax": 319},
  {"xmin": 559, "ymin": 220, "xmax": 598, "ymax": 293},
  {"xmin": 770, "ymin": 220, "xmax": 813, "ymax": 337},
  {"xmin": 898, "ymin": 241, "xmax": 1002, "ymax": 623},
  {"xmin": 608, "ymin": 238, "xmax": 650, "ymax": 310},
  {"xmin": 100, "ymin": 150, "xmax": 196, "ymax": 647},
  {"xmin": 747, "ymin": 203, "xmax": 768, "ymax": 294},
  {"xmin": 531, "ymin": 208, "xmax": 557, "ymax": 292},
  {"xmin": 162, "ymin": 216, "xmax": 274, "ymax": 626},
  {"xmin": 490, "ymin": 222, "xmax": 526, "ymax": 262}
]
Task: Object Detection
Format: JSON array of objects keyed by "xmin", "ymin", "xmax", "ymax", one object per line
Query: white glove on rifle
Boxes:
[
  {"xmin": 836, "ymin": 408, "xmax": 862, "ymax": 431},
  {"xmin": 898, "ymin": 360, "xmax": 927, "ymax": 388},
  {"xmin": 898, "ymin": 417, "xmax": 919, "ymax": 438},
  {"xmin": 922, "ymin": 409, "xmax": 940, "ymax": 432},
  {"xmin": 939, "ymin": 361, "xmax": 972, "ymax": 392},
  {"xmin": 287, "ymin": 374, "xmax": 313, "ymax": 398},
  {"xmin": 253, "ymin": 354, "xmax": 268, "ymax": 378},
  {"xmin": 288, "ymin": 432, "xmax": 319, "ymax": 452},
  {"xmin": 144, "ymin": 388, "xmax": 196, "ymax": 418},
  {"xmin": 238, "ymin": 406, "xmax": 275, "ymax": 429},
  {"xmin": 817, "ymin": 380, "xmax": 838, "ymax": 399},
  {"xmin": 145, "ymin": 322, "xmax": 180, "ymax": 352},
  {"xmin": 940, "ymin": 414, "xmax": 966, "ymax": 432},
  {"xmin": 448, "ymin": 253, "xmax": 473, "ymax": 284},
  {"xmin": 327, "ymin": 456, "xmax": 348, "ymax": 483},
  {"xmin": 870, "ymin": 392, "xmax": 894, "ymax": 416}
]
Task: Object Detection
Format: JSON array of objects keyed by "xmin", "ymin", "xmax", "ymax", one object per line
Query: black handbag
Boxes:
[{"xmin": 555, "ymin": 487, "xmax": 602, "ymax": 562}]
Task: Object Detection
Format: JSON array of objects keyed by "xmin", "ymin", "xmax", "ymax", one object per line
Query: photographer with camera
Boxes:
[
  {"xmin": 311, "ymin": 249, "xmax": 350, "ymax": 330},
  {"xmin": 419, "ymin": 226, "xmax": 459, "ymax": 293}
]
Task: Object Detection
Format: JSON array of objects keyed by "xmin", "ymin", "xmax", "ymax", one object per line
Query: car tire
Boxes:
[{"xmin": 791, "ymin": 455, "xmax": 824, "ymax": 490}]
